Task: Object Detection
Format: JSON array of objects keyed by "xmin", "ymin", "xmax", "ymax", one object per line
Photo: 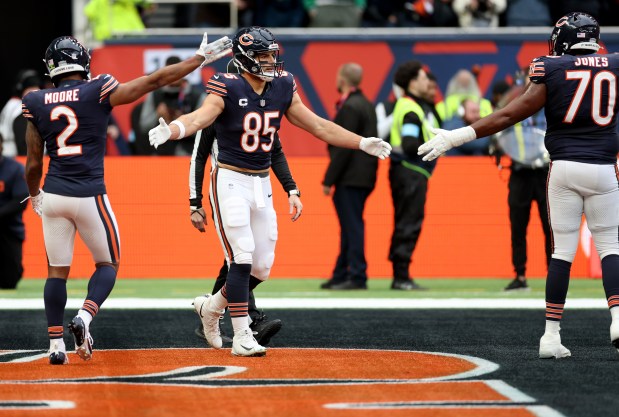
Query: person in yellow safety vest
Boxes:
[
  {"xmin": 435, "ymin": 69, "xmax": 493, "ymax": 121},
  {"xmin": 84, "ymin": 0, "xmax": 152, "ymax": 41},
  {"xmin": 387, "ymin": 61, "xmax": 440, "ymax": 291}
]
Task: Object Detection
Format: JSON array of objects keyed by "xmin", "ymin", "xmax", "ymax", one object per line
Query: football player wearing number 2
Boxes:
[
  {"xmin": 418, "ymin": 12, "xmax": 619, "ymax": 359},
  {"xmin": 23, "ymin": 34, "xmax": 232, "ymax": 365},
  {"xmin": 149, "ymin": 26, "xmax": 391, "ymax": 357}
]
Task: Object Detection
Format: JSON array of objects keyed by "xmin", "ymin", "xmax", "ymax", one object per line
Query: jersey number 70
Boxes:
[{"xmin": 564, "ymin": 70, "xmax": 617, "ymax": 126}]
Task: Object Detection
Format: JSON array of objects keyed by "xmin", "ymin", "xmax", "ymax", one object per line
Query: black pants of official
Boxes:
[
  {"xmin": 388, "ymin": 164, "xmax": 428, "ymax": 280},
  {"xmin": 0, "ymin": 233, "xmax": 23, "ymax": 289},
  {"xmin": 508, "ymin": 167, "xmax": 552, "ymax": 277},
  {"xmin": 212, "ymin": 260, "xmax": 260, "ymax": 320},
  {"xmin": 330, "ymin": 185, "xmax": 372, "ymax": 285}
]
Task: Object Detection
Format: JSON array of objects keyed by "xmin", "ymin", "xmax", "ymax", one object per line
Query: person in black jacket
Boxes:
[
  {"xmin": 0, "ymin": 133, "xmax": 29, "ymax": 288},
  {"xmin": 320, "ymin": 63, "xmax": 378, "ymax": 290},
  {"xmin": 189, "ymin": 106, "xmax": 301, "ymax": 345}
]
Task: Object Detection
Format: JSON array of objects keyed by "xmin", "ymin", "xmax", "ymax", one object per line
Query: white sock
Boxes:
[
  {"xmin": 78, "ymin": 309, "xmax": 93, "ymax": 329},
  {"xmin": 611, "ymin": 307, "xmax": 619, "ymax": 322},
  {"xmin": 232, "ymin": 316, "xmax": 250, "ymax": 335},
  {"xmin": 544, "ymin": 320, "xmax": 561, "ymax": 335},
  {"xmin": 50, "ymin": 338, "xmax": 66, "ymax": 352},
  {"xmin": 210, "ymin": 291, "xmax": 228, "ymax": 312}
]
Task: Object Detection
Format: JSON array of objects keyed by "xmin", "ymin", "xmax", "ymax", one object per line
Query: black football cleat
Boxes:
[
  {"xmin": 250, "ymin": 313, "xmax": 282, "ymax": 346},
  {"xmin": 68, "ymin": 316, "xmax": 93, "ymax": 361}
]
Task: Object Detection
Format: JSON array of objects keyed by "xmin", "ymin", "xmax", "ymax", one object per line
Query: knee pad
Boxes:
[{"xmin": 252, "ymin": 251, "xmax": 275, "ymax": 281}]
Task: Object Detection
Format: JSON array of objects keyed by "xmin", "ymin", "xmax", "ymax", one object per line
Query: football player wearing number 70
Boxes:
[
  {"xmin": 23, "ymin": 34, "xmax": 232, "ymax": 365},
  {"xmin": 418, "ymin": 12, "xmax": 619, "ymax": 359},
  {"xmin": 148, "ymin": 26, "xmax": 392, "ymax": 357}
]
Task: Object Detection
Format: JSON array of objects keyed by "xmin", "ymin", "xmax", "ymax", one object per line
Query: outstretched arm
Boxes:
[
  {"xmin": 418, "ymin": 82, "xmax": 546, "ymax": 161},
  {"xmin": 109, "ymin": 34, "xmax": 231, "ymax": 107},
  {"xmin": 285, "ymin": 93, "xmax": 391, "ymax": 159}
]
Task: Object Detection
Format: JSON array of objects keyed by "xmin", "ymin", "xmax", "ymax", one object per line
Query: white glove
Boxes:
[
  {"xmin": 149, "ymin": 117, "xmax": 171, "ymax": 149},
  {"xmin": 417, "ymin": 126, "xmax": 477, "ymax": 161},
  {"xmin": 359, "ymin": 137, "xmax": 392, "ymax": 160},
  {"xmin": 21, "ymin": 189, "xmax": 44, "ymax": 217},
  {"xmin": 196, "ymin": 33, "xmax": 233, "ymax": 68}
]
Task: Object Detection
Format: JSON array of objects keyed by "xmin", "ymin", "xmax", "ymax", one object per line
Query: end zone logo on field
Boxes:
[{"xmin": 0, "ymin": 348, "xmax": 561, "ymax": 417}]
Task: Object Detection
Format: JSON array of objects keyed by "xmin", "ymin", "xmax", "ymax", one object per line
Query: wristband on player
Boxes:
[
  {"xmin": 287, "ymin": 189, "xmax": 301, "ymax": 198},
  {"xmin": 170, "ymin": 120, "xmax": 186, "ymax": 139}
]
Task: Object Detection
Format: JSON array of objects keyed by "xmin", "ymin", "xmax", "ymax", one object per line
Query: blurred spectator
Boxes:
[
  {"xmin": 84, "ymin": 0, "xmax": 154, "ymax": 41},
  {"xmin": 436, "ymin": 69, "xmax": 493, "ymax": 122},
  {"xmin": 320, "ymin": 63, "xmax": 378, "ymax": 290},
  {"xmin": 548, "ymin": 0, "xmax": 602, "ymax": 23},
  {"xmin": 0, "ymin": 133, "xmax": 28, "ymax": 289},
  {"xmin": 0, "ymin": 70, "xmax": 42, "ymax": 157},
  {"xmin": 421, "ymin": 71, "xmax": 440, "ymax": 105},
  {"xmin": 304, "ymin": 0, "xmax": 366, "ymax": 27},
  {"xmin": 376, "ymin": 83, "xmax": 403, "ymax": 141},
  {"xmin": 505, "ymin": 0, "xmax": 551, "ymax": 26},
  {"xmin": 490, "ymin": 79, "xmax": 510, "ymax": 109},
  {"xmin": 452, "ymin": 0, "xmax": 506, "ymax": 27},
  {"xmin": 132, "ymin": 56, "xmax": 205, "ymax": 155},
  {"xmin": 362, "ymin": 0, "xmax": 398, "ymax": 27},
  {"xmin": 399, "ymin": 0, "xmax": 459, "ymax": 27},
  {"xmin": 444, "ymin": 98, "xmax": 491, "ymax": 155},
  {"xmin": 254, "ymin": 0, "xmax": 307, "ymax": 27}
]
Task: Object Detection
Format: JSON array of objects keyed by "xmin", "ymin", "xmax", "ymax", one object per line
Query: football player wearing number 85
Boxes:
[
  {"xmin": 418, "ymin": 12, "xmax": 619, "ymax": 359},
  {"xmin": 23, "ymin": 34, "xmax": 232, "ymax": 365},
  {"xmin": 148, "ymin": 26, "xmax": 391, "ymax": 357}
]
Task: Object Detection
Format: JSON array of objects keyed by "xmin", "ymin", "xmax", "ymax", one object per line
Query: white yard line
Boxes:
[{"xmin": 0, "ymin": 298, "xmax": 608, "ymax": 309}]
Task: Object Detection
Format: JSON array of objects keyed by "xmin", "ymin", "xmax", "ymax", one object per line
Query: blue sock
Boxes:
[
  {"xmin": 81, "ymin": 265, "xmax": 116, "ymax": 318},
  {"xmin": 545, "ymin": 259, "xmax": 571, "ymax": 322},
  {"xmin": 44, "ymin": 278, "xmax": 67, "ymax": 339},
  {"xmin": 226, "ymin": 263, "xmax": 251, "ymax": 319},
  {"xmin": 601, "ymin": 254, "xmax": 619, "ymax": 300}
]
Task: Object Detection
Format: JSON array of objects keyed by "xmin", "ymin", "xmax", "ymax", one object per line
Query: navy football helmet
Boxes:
[
  {"xmin": 232, "ymin": 27, "xmax": 283, "ymax": 81},
  {"xmin": 548, "ymin": 12, "xmax": 600, "ymax": 56},
  {"xmin": 44, "ymin": 36, "xmax": 91, "ymax": 86}
]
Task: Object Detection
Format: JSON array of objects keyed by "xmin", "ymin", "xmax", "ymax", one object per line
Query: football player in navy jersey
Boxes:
[
  {"xmin": 149, "ymin": 26, "xmax": 391, "ymax": 357},
  {"xmin": 23, "ymin": 34, "xmax": 232, "ymax": 365},
  {"xmin": 418, "ymin": 12, "xmax": 619, "ymax": 359}
]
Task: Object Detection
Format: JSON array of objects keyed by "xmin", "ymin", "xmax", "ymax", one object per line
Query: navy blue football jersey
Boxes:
[
  {"xmin": 529, "ymin": 54, "xmax": 619, "ymax": 164},
  {"xmin": 205, "ymin": 72, "xmax": 296, "ymax": 170},
  {"xmin": 22, "ymin": 74, "xmax": 119, "ymax": 197}
]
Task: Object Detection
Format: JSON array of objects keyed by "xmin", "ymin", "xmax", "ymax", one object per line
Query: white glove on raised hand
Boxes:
[
  {"xmin": 21, "ymin": 189, "xmax": 45, "ymax": 217},
  {"xmin": 196, "ymin": 33, "xmax": 233, "ymax": 68},
  {"xmin": 359, "ymin": 137, "xmax": 392, "ymax": 160},
  {"xmin": 417, "ymin": 126, "xmax": 477, "ymax": 161},
  {"xmin": 149, "ymin": 117, "xmax": 171, "ymax": 149}
]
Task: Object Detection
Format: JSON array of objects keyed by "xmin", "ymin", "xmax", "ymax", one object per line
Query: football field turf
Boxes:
[{"xmin": 1, "ymin": 278, "xmax": 617, "ymax": 417}]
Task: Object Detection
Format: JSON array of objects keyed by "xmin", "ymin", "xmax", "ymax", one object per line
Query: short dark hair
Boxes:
[
  {"xmin": 165, "ymin": 55, "xmax": 181, "ymax": 66},
  {"xmin": 394, "ymin": 61, "xmax": 424, "ymax": 91}
]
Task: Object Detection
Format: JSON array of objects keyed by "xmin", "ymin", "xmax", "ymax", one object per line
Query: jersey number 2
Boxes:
[
  {"xmin": 564, "ymin": 70, "xmax": 617, "ymax": 126},
  {"xmin": 51, "ymin": 105, "xmax": 82, "ymax": 156}
]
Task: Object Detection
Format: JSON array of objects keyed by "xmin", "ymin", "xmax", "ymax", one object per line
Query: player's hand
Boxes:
[
  {"xmin": 21, "ymin": 189, "xmax": 45, "ymax": 217},
  {"xmin": 289, "ymin": 195, "xmax": 303, "ymax": 222},
  {"xmin": 196, "ymin": 33, "xmax": 233, "ymax": 68},
  {"xmin": 359, "ymin": 137, "xmax": 391, "ymax": 160},
  {"xmin": 190, "ymin": 207, "xmax": 207, "ymax": 232},
  {"xmin": 418, "ymin": 126, "xmax": 477, "ymax": 161},
  {"xmin": 149, "ymin": 117, "xmax": 171, "ymax": 149},
  {"xmin": 322, "ymin": 185, "xmax": 332, "ymax": 196}
]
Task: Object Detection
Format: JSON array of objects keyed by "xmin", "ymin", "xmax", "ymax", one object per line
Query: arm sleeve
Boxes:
[
  {"xmin": 270, "ymin": 134, "xmax": 297, "ymax": 193},
  {"xmin": 189, "ymin": 124, "xmax": 215, "ymax": 208},
  {"xmin": 528, "ymin": 57, "xmax": 547, "ymax": 85},
  {"xmin": 400, "ymin": 111, "xmax": 424, "ymax": 157},
  {"xmin": 323, "ymin": 104, "xmax": 357, "ymax": 185}
]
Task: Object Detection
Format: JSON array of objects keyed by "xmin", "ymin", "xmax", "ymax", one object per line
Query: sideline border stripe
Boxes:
[{"xmin": 0, "ymin": 298, "xmax": 608, "ymax": 310}]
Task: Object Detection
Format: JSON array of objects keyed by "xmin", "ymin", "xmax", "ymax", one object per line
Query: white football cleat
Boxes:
[
  {"xmin": 68, "ymin": 316, "xmax": 93, "ymax": 361},
  {"xmin": 48, "ymin": 339, "xmax": 69, "ymax": 365},
  {"xmin": 232, "ymin": 328, "xmax": 267, "ymax": 357},
  {"xmin": 539, "ymin": 333, "xmax": 571, "ymax": 359},
  {"xmin": 610, "ymin": 321, "xmax": 619, "ymax": 354},
  {"xmin": 193, "ymin": 294, "xmax": 224, "ymax": 349}
]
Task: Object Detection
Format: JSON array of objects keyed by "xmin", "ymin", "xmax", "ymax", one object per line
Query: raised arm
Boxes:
[{"xmin": 109, "ymin": 34, "xmax": 231, "ymax": 107}]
